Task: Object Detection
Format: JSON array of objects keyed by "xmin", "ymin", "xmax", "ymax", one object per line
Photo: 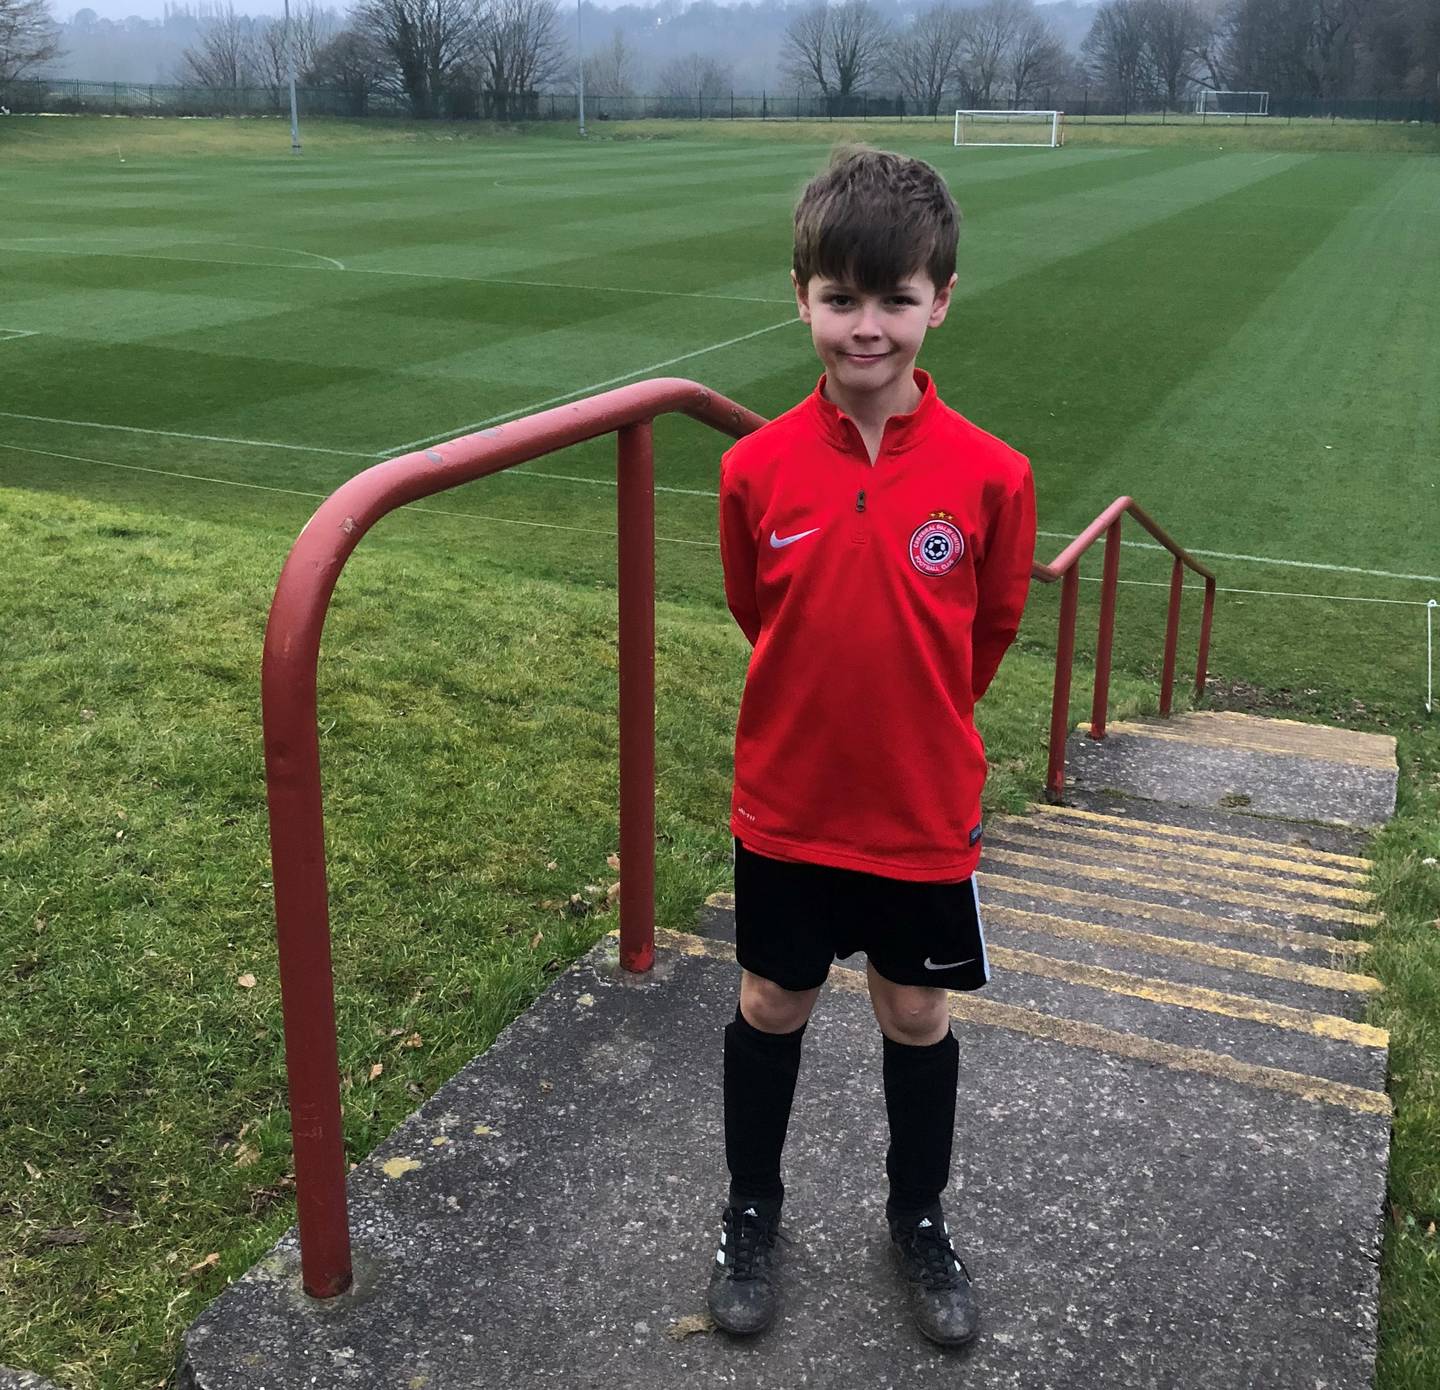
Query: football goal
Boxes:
[
  {"xmin": 1194, "ymin": 90, "xmax": 1270, "ymax": 116},
  {"xmin": 953, "ymin": 110, "xmax": 1065, "ymax": 148}
]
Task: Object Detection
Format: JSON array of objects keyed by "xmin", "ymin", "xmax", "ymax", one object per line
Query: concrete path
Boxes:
[{"xmin": 179, "ymin": 715, "xmax": 1394, "ymax": 1388}]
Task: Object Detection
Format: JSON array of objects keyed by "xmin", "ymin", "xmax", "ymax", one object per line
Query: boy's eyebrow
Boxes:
[{"xmin": 817, "ymin": 280, "xmax": 923, "ymax": 295}]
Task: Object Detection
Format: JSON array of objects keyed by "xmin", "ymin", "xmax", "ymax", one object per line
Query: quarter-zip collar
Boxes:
[{"xmin": 807, "ymin": 368, "xmax": 939, "ymax": 460}]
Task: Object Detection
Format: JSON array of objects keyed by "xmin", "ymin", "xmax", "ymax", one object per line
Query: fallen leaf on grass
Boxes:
[
  {"xmin": 185, "ymin": 1252, "xmax": 220, "ymax": 1277},
  {"xmin": 667, "ymin": 1313, "xmax": 715, "ymax": 1340},
  {"xmin": 369, "ymin": 1063, "xmax": 384, "ymax": 1081},
  {"xmin": 529, "ymin": 930, "xmax": 544, "ymax": 949},
  {"xmin": 402, "ymin": 1032, "xmax": 422, "ymax": 1049},
  {"xmin": 236, "ymin": 973, "xmax": 257, "ymax": 990},
  {"xmin": 606, "ymin": 853, "xmax": 620, "ymax": 871},
  {"xmin": 23, "ymin": 1161, "xmax": 41, "ymax": 1180},
  {"xmin": 605, "ymin": 882, "xmax": 621, "ymax": 907},
  {"xmin": 233, "ymin": 1144, "xmax": 260, "ymax": 1168},
  {"xmin": 545, "ymin": 860, "xmax": 558, "ymax": 871}
]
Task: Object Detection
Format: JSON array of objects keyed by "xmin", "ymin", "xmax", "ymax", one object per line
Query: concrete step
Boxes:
[
  {"xmin": 698, "ymin": 896, "xmax": 1384, "ymax": 1093},
  {"xmin": 179, "ymin": 928, "xmax": 1390, "ymax": 1390},
  {"xmin": 978, "ymin": 849, "xmax": 1377, "ymax": 937},
  {"xmin": 1083, "ymin": 712, "xmax": 1396, "ymax": 768},
  {"xmin": 978, "ymin": 876, "xmax": 1372, "ymax": 971},
  {"xmin": 987, "ymin": 816, "xmax": 1369, "ymax": 892},
  {"xmin": 986, "ymin": 825, "xmax": 1371, "ymax": 910},
  {"xmin": 1029, "ymin": 796, "xmax": 1372, "ymax": 861},
  {"xmin": 1064, "ymin": 713, "xmax": 1397, "ymax": 828},
  {"xmin": 980, "ymin": 903, "xmax": 1379, "ymax": 1019}
]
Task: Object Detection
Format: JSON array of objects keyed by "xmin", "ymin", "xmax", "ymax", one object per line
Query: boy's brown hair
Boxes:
[{"xmin": 793, "ymin": 146, "xmax": 960, "ymax": 294}]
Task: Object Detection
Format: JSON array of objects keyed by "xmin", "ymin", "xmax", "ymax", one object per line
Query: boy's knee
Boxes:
[
  {"xmin": 874, "ymin": 987, "xmax": 949, "ymax": 1046},
  {"xmin": 739, "ymin": 971, "xmax": 819, "ymax": 1034}
]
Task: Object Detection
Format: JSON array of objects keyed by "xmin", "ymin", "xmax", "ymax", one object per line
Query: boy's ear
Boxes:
[
  {"xmin": 927, "ymin": 273, "xmax": 957, "ymax": 329},
  {"xmin": 792, "ymin": 271, "xmax": 812, "ymax": 325}
]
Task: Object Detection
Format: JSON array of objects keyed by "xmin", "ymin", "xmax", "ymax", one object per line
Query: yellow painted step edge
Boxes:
[
  {"xmin": 988, "ymin": 824, "xmax": 1372, "ymax": 905},
  {"xmin": 985, "ymin": 847, "xmax": 1380, "ymax": 928},
  {"xmin": 656, "ymin": 931, "xmax": 1391, "ymax": 1117},
  {"xmin": 987, "ymin": 877, "xmax": 1371, "ymax": 955},
  {"xmin": 1028, "ymin": 803, "xmax": 1370, "ymax": 871},
  {"xmin": 992, "ymin": 814, "xmax": 1367, "ymax": 885},
  {"xmin": 988, "ymin": 945, "xmax": 1388, "ymax": 1049},
  {"xmin": 987, "ymin": 903, "xmax": 1381, "ymax": 996}
]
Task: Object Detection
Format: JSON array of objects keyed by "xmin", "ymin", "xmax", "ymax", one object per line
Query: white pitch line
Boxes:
[
  {"xmin": 380, "ymin": 316, "xmax": 801, "ymax": 457},
  {"xmin": 0, "ymin": 329, "xmax": 38, "ymax": 342},
  {"xmin": 0, "ymin": 241, "xmax": 787, "ymax": 306},
  {"xmin": 1034, "ymin": 528, "xmax": 1440, "ymax": 585},
  {"xmin": 0, "ymin": 441, "xmax": 716, "ymax": 547},
  {"xmin": 1083, "ymin": 574, "xmax": 1432, "ymax": 606},
  {"xmin": 0, "ymin": 410, "xmax": 373, "ymax": 459},
  {"xmin": 441, "ymin": 471, "xmax": 1440, "ymax": 586}
]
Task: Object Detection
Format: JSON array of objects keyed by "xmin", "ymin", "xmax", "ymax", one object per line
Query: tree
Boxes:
[
  {"xmin": 657, "ymin": 51, "xmax": 732, "ymax": 113},
  {"xmin": 782, "ymin": 4, "xmax": 833, "ymax": 94},
  {"xmin": 179, "ymin": 2, "xmax": 256, "ymax": 88},
  {"xmin": 0, "ymin": 0, "xmax": 61, "ymax": 82},
  {"xmin": 1140, "ymin": 0, "xmax": 1208, "ymax": 108},
  {"xmin": 256, "ymin": 6, "xmax": 336, "ymax": 93},
  {"xmin": 473, "ymin": 0, "xmax": 564, "ymax": 118},
  {"xmin": 354, "ymin": 0, "xmax": 481, "ymax": 117},
  {"xmin": 886, "ymin": 4, "xmax": 969, "ymax": 117},
  {"xmin": 582, "ymin": 28, "xmax": 642, "ymax": 97},
  {"xmin": 960, "ymin": 0, "xmax": 1025, "ymax": 106},
  {"xmin": 1005, "ymin": 10, "xmax": 1067, "ymax": 104},
  {"xmin": 827, "ymin": 0, "xmax": 891, "ymax": 98},
  {"xmin": 782, "ymin": 0, "xmax": 890, "ymax": 101},
  {"xmin": 305, "ymin": 28, "xmax": 389, "ymax": 114},
  {"xmin": 1082, "ymin": 0, "xmax": 1151, "ymax": 106}
]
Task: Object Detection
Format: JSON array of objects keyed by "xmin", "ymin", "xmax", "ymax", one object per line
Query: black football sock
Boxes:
[
  {"xmin": 724, "ymin": 1005, "xmax": 806, "ymax": 1210},
  {"xmin": 883, "ymin": 1028, "xmax": 959, "ymax": 1226}
]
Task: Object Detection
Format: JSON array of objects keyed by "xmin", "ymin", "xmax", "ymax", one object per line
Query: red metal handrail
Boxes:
[
  {"xmin": 262, "ymin": 378, "xmax": 763, "ymax": 1299},
  {"xmin": 1033, "ymin": 497, "xmax": 1217, "ymax": 801},
  {"xmin": 262, "ymin": 378, "xmax": 1213, "ymax": 1300}
]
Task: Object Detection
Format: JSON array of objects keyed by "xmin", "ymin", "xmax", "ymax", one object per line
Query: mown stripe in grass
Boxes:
[{"xmin": 933, "ymin": 153, "xmax": 1394, "ymax": 518}]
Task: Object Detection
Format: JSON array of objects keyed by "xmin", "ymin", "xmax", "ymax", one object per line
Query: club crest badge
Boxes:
[{"xmin": 909, "ymin": 511, "xmax": 964, "ymax": 576}]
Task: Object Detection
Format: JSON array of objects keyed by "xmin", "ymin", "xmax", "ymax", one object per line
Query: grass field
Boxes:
[{"xmin": 2, "ymin": 116, "xmax": 1438, "ymax": 1387}]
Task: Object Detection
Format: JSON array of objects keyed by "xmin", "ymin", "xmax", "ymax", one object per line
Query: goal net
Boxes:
[
  {"xmin": 953, "ymin": 110, "xmax": 1064, "ymax": 148},
  {"xmin": 1193, "ymin": 90, "xmax": 1270, "ymax": 116}
]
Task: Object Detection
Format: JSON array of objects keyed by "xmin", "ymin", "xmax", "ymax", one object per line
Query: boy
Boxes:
[{"xmin": 707, "ymin": 148, "xmax": 1037, "ymax": 1347}]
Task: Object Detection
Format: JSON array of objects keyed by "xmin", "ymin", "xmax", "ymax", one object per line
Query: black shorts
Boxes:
[{"xmin": 733, "ymin": 839, "xmax": 991, "ymax": 993}]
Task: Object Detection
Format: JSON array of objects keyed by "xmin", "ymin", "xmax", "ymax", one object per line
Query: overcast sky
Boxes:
[{"xmin": 65, "ymin": 0, "xmax": 1073, "ymax": 26}]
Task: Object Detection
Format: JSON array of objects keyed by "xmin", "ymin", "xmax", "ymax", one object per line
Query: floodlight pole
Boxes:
[
  {"xmin": 576, "ymin": 0, "xmax": 586, "ymax": 136},
  {"xmin": 285, "ymin": 0, "xmax": 301, "ymax": 153}
]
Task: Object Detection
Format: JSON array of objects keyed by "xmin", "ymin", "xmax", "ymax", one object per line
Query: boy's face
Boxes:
[{"xmin": 793, "ymin": 269, "xmax": 955, "ymax": 403}]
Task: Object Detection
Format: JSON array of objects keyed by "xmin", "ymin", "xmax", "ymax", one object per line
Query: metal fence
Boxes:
[{"xmin": 2, "ymin": 77, "xmax": 1435, "ymax": 125}]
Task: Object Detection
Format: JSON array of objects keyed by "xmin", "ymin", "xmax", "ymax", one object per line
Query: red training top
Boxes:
[{"xmin": 719, "ymin": 370, "xmax": 1037, "ymax": 882}]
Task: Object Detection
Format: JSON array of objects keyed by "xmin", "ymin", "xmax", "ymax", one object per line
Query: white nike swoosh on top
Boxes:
[
  {"xmin": 770, "ymin": 527, "xmax": 820, "ymax": 548},
  {"xmin": 923, "ymin": 956, "xmax": 977, "ymax": 971}
]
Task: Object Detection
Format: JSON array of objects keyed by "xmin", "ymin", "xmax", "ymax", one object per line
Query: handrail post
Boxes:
[
  {"xmin": 263, "ymin": 618, "xmax": 352, "ymax": 1298},
  {"xmin": 616, "ymin": 422, "xmax": 656, "ymax": 972},
  {"xmin": 1160, "ymin": 556, "xmax": 1184, "ymax": 716},
  {"xmin": 1195, "ymin": 576, "xmax": 1216, "ymax": 701},
  {"xmin": 1089, "ymin": 518, "xmax": 1122, "ymax": 739},
  {"xmin": 1046, "ymin": 565, "xmax": 1081, "ymax": 800}
]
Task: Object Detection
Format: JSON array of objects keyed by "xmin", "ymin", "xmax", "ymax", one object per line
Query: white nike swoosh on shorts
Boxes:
[
  {"xmin": 769, "ymin": 528, "xmax": 820, "ymax": 548},
  {"xmin": 923, "ymin": 956, "xmax": 977, "ymax": 971}
]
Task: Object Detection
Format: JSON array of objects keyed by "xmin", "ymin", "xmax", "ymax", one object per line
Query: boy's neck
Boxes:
[{"xmin": 822, "ymin": 369, "xmax": 923, "ymax": 440}]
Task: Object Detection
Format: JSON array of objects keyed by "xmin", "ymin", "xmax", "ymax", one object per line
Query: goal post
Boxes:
[
  {"xmin": 1193, "ymin": 90, "xmax": 1270, "ymax": 117},
  {"xmin": 953, "ymin": 109, "xmax": 1065, "ymax": 148}
]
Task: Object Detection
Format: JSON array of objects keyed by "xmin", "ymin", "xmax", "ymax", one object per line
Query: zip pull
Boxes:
[{"xmin": 855, "ymin": 489, "xmax": 866, "ymax": 513}]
